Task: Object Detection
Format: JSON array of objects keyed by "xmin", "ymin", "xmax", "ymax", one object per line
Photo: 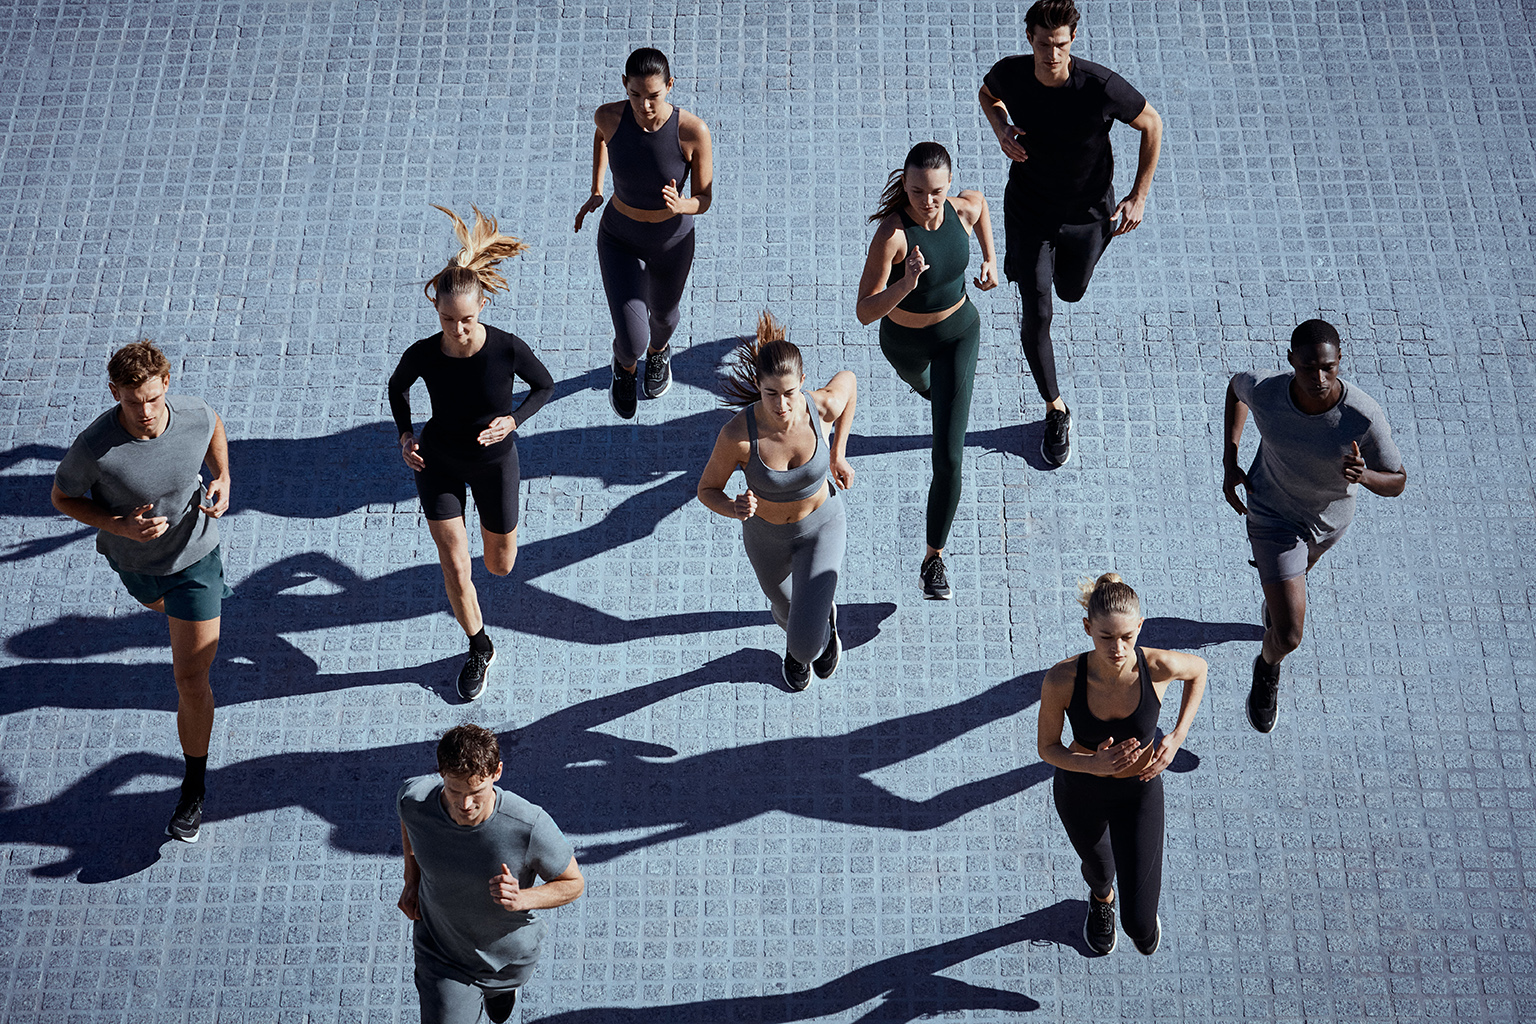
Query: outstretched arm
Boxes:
[
  {"xmin": 1112, "ymin": 102, "xmax": 1163, "ymax": 235},
  {"xmin": 575, "ymin": 111, "xmax": 610, "ymax": 232}
]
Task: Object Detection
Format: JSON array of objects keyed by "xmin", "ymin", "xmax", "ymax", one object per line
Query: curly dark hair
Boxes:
[{"xmin": 436, "ymin": 724, "xmax": 501, "ymax": 779}]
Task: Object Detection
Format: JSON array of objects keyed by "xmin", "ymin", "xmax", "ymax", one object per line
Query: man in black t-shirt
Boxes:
[{"xmin": 979, "ymin": 0, "xmax": 1163, "ymax": 467}]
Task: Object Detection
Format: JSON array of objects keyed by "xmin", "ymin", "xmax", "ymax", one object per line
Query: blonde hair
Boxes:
[
  {"xmin": 1076, "ymin": 572, "xmax": 1141, "ymax": 620},
  {"xmin": 719, "ymin": 310, "xmax": 805, "ymax": 408},
  {"xmin": 423, "ymin": 204, "xmax": 529, "ymax": 302}
]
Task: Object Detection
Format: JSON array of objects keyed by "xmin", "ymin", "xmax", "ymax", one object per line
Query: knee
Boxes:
[
  {"xmin": 485, "ymin": 549, "xmax": 517, "ymax": 577},
  {"xmin": 174, "ymin": 672, "xmax": 214, "ymax": 704},
  {"xmin": 1270, "ymin": 619, "xmax": 1304, "ymax": 655},
  {"xmin": 931, "ymin": 448, "xmax": 963, "ymax": 487},
  {"xmin": 1055, "ymin": 282, "xmax": 1088, "ymax": 303}
]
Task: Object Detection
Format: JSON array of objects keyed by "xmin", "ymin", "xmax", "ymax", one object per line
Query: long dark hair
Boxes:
[
  {"xmin": 867, "ymin": 142, "xmax": 952, "ymax": 224},
  {"xmin": 719, "ymin": 311, "xmax": 805, "ymax": 408}
]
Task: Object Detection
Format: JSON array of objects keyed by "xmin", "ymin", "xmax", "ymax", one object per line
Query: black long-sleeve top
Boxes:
[{"xmin": 387, "ymin": 325, "xmax": 554, "ymax": 463}]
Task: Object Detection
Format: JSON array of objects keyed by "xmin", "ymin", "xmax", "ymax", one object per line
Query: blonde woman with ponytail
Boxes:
[
  {"xmin": 1035, "ymin": 573, "xmax": 1207, "ymax": 957},
  {"xmin": 388, "ymin": 206, "xmax": 554, "ymax": 702},
  {"xmin": 697, "ymin": 312, "xmax": 857, "ymax": 691}
]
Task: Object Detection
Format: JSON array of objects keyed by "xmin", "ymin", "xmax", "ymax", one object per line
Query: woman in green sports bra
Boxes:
[{"xmin": 855, "ymin": 141, "xmax": 998, "ymax": 600}]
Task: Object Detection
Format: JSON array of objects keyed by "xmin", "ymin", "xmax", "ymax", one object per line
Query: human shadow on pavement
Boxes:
[
  {"xmin": 0, "ymin": 652, "xmax": 1044, "ymax": 882},
  {"xmin": 529, "ymin": 906, "xmax": 1065, "ymax": 1023}
]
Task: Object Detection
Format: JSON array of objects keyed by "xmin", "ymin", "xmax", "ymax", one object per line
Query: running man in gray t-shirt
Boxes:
[
  {"xmin": 50, "ymin": 340, "xmax": 231, "ymax": 842},
  {"xmin": 398, "ymin": 724, "xmax": 584, "ymax": 1024},
  {"xmin": 1222, "ymin": 319, "xmax": 1406, "ymax": 735}
]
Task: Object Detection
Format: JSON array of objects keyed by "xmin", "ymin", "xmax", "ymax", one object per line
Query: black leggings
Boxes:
[
  {"xmin": 414, "ymin": 445, "xmax": 520, "ymax": 535},
  {"xmin": 596, "ymin": 204, "xmax": 696, "ymax": 366},
  {"xmin": 1051, "ymin": 768, "xmax": 1163, "ymax": 950},
  {"xmin": 1013, "ymin": 198, "xmax": 1114, "ymax": 404}
]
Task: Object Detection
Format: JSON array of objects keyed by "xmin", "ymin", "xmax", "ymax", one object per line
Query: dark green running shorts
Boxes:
[{"xmin": 109, "ymin": 544, "xmax": 233, "ymax": 622}]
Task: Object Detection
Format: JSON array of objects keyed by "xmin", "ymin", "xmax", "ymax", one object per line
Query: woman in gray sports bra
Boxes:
[
  {"xmin": 697, "ymin": 312, "xmax": 858, "ymax": 691},
  {"xmin": 575, "ymin": 47, "xmax": 714, "ymax": 420}
]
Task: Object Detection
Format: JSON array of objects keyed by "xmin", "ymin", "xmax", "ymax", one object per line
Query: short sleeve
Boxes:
[
  {"xmin": 1230, "ymin": 370, "xmax": 1259, "ymax": 407},
  {"xmin": 1103, "ymin": 71, "xmax": 1146, "ymax": 123},
  {"xmin": 526, "ymin": 810, "xmax": 575, "ymax": 882},
  {"xmin": 1360, "ymin": 412, "xmax": 1403, "ymax": 474},
  {"xmin": 53, "ymin": 436, "xmax": 98, "ymax": 498},
  {"xmin": 982, "ymin": 56, "xmax": 1026, "ymax": 112}
]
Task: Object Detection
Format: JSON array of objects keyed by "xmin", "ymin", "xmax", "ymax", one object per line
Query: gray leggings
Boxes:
[
  {"xmin": 742, "ymin": 489, "xmax": 845, "ymax": 663},
  {"xmin": 596, "ymin": 204, "xmax": 696, "ymax": 366}
]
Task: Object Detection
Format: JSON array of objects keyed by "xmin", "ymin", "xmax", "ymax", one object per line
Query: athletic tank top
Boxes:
[
  {"xmin": 608, "ymin": 105, "xmax": 690, "ymax": 210},
  {"xmin": 743, "ymin": 391, "xmax": 830, "ymax": 503},
  {"xmin": 1065, "ymin": 648, "xmax": 1160, "ymax": 749},
  {"xmin": 887, "ymin": 200, "xmax": 970, "ymax": 314}
]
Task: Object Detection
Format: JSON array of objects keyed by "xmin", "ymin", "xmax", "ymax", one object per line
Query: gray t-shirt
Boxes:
[
  {"xmin": 1232, "ymin": 369, "xmax": 1403, "ymax": 538},
  {"xmin": 53, "ymin": 395, "xmax": 221, "ymax": 575},
  {"xmin": 397, "ymin": 775, "xmax": 574, "ymax": 983}
]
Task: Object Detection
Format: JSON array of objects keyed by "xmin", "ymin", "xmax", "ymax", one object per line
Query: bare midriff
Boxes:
[
  {"xmin": 885, "ymin": 294, "xmax": 966, "ymax": 330},
  {"xmin": 1067, "ymin": 739, "xmax": 1157, "ymax": 780},
  {"xmin": 752, "ymin": 481, "xmax": 830, "ymax": 526},
  {"xmin": 609, "ymin": 196, "xmax": 683, "ymax": 223}
]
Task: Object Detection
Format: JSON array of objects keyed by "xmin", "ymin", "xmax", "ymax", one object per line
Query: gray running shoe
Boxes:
[
  {"xmin": 1043, "ymin": 406, "xmax": 1072, "ymax": 467},
  {"xmin": 1085, "ymin": 894, "xmax": 1117, "ymax": 954},
  {"xmin": 610, "ymin": 358, "xmax": 638, "ymax": 419},
  {"xmin": 642, "ymin": 345, "xmax": 672, "ymax": 399}
]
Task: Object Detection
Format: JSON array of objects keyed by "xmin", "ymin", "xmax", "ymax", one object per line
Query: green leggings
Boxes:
[{"xmin": 878, "ymin": 298, "xmax": 981, "ymax": 551}]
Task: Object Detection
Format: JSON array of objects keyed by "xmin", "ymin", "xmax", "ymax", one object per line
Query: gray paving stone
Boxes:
[{"xmin": 1, "ymin": 0, "xmax": 1534, "ymax": 1021}]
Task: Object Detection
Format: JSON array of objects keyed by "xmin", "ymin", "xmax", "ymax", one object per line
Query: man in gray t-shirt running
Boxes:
[
  {"xmin": 398, "ymin": 724, "xmax": 584, "ymax": 1024},
  {"xmin": 1222, "ymin": 319, "xmax": 1407, "ymax": 735},
  {"xmin": 51, "ymin": 340, "xmax": 231, "ymax": 843}
]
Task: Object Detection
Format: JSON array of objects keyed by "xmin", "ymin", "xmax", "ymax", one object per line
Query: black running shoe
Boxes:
[
  {"xmin": 642, "ymin": 345, "xmax": 672, "ymax": 399},
  {"xmin": 457, "ymin": 646, "xmax": 496, "ymax": 702},
  {"xmin": 610, "ymin": 357, "xmax": 638, "ymax": 419},
  {"xmin": 1084, "ymin": 894, "xmax": 1117, "ymax": 955},
  {"xmin": 166, "ymin": 793, "xmax": 204, "ymax": 843},
  {"xmin": 812, "ymin": 606, "xmax": 841, "ymax": 679},
  {"xmin": 920, "ymin": 554, "xmax": 952, "ymax": 600},
  {"xmin": 1042, "ymin": 406, "xmax": 1072, "ymax": 467},
  {"xmin": 1247, "ymin": 653, "xmax": 1281, "ymax": 733},
  {"xmin": 485, "ymin": 988, "xmax": 518, "ymax": 1024},
  {"xmin": 783, "ymin": 649, "xmax": 811, "ymax": 691},
  {"xmin": 1134, "ymin": 914, "xmax": 1162, "ymax": 956}
]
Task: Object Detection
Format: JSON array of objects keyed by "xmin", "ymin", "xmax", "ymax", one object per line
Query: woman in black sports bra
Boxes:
[{"xmin": 1036, "ymin": 572, "xmax": 1207, "ymax": 957}]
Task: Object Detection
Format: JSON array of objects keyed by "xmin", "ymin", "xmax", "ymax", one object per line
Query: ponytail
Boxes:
[
  {"xmin": 867, "ymin": 141, "xmax": 953, "ymax": 224},
  {"xmin": 1076, "ymin": 572, "xmax": 1141, "ymax": 621},
  {"xmin": 719, "ymin": 310, "xmax": 804, "ymax": 408},
  {"xmin": 423, "ymin": 204, "xmax": 529, "ymax": 302}
]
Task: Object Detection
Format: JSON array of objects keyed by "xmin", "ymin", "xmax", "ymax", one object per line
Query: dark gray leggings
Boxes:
[
  {"xmin": 1014, "ymin": 206, "xmax": 1114, "ymax": 404},
  {"xmin": 596, "ymin": 204, "xmax": 695, "ymax": 366},
  {"xmin": 741, "ymin": 490, "xmax": 845, "ymax": 663},
  {"xmin": 1052, "ymin": 768, "xmax": 1164, "ymax": 951}
]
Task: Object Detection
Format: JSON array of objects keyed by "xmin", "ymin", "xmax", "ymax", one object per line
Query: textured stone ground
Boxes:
[{"xmin": 1, "ymin": 1, "xmax": 1533, "ymax": 1021}]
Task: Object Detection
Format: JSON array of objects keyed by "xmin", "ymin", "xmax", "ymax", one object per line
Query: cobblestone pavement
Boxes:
[{"xmin": 1, "ymin": 1, "xmax": 1533, "ymax": 1021}]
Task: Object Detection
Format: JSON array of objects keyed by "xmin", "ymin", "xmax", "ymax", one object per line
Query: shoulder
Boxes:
[
  {"xmin": 717, "ymin": 408, "xmax": 752, "ymax": 444},
  {"xmin": 1140, "ymin": 647, "xmax": 1203, "ymax": 681},
  {"xmin": 167, "ymin": 394, "xmax": 216, "ymax": 424},
  {"xmin": 1232, "ymin": 367, "xmax": 1282, "ymax": 394},
  {"xmin": 951, "ymin": 190, "xmax": 987, "ymax": 221},
  {"xmin": 677, "ymin": 108, "xmax": 710, "ymax": 140},
  {"xmin": 1041, "ymin": 655, "xmax": 1080, "ymax": 694},
  {"xmin": 872, "ymin": 213, "xmax": 906, "ymax": 246},
  {"xmin": 397, "ymin": 774, "xmax": 441, "ymax": 811},
  {"xmin": 595, "ymin": 101, "xmax": 625, "ymax": 131},
  {"xmin": 983, "ymin": 54, "xmax": 1030, "ymax": 87},
  {"xmin": 1339, "ymin": 379, "xmax": 1387, "ymax": 417},
  {"xmin": 490, "ymin": 786, "xmax": 548, "ymax": 828},
  {"xmin": 59, "ymin": 407, "xmax": 122, "ymax": 466},
  {"xmin": 1071, "ymin": 58, "xmax": 1124, "ymax": 90}
]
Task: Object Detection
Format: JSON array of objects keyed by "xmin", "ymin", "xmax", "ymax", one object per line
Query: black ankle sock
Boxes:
[
  {"xmin": 182, "ymin": 754, "xmax": 208, "ymax": 799},
  {"xmin": 469, "ymin": 627, "xmax": 493, "ymax": 654}
]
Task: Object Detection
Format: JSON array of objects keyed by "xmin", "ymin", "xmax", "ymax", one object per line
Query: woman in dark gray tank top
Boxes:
[
  {"xmin": 697, "ymin": 312, "xmax": 859, "ymax": 692},
  {"xmin": 575, "ymin": 47, "xmax": 715, "ymax": 420}
]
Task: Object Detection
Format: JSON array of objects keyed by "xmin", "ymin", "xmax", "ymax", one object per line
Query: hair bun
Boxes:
[{"xmin": 1097, "ymin": 572, "xmax": 1123, "ymax": 587}]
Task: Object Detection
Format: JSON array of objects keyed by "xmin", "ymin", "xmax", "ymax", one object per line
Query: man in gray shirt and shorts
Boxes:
[
  {"xmin": 51, "ymin": 340, "xmax": 231, "ymax": 842},
  {"xmin": 398, "ymin": 724, "xmax": 584, "ymax": 1024},
  {"xmin": 1223, "ymin": 319, "xmax": 1407, "ymax": 734}
]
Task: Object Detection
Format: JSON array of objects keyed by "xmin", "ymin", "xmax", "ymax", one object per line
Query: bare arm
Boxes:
[
  {"xmin": 489, "ymin": 856, "xmax": 585, "ymax": 912},
  {"xmin": 954, "ymin": 190, "xmax": 999, "ymax": 291},
  {"xmin": 200, "ymin": 413, "xmax": 230, "ymax": 517},
  {"xmin": 813, "ymin": 371, "xmax": 858, "ymax": 490},
  {"xmin": 978, "ymin": 83, "xmax": 1029, "ymax": 162},
  {"xmin": 697, "ymin": 418, "xmax": 754, "ymax": 520},
  {"xmin": 51, "ymin": 482, "xmax": 169, "ymax": 541},
  {"xmin": 575, "ymin": 108, "xmax": 614, "ymax": 231},
  {"xmin": 398, "ymin": 822, "xmax": 422, "ymax": 920},
  {"xmin": 1136, "ymin": 649, "xmax": 1207, "ymax": 781},
  {"xmin": 1343, "ymin": 441, "xmax": 1407, "ymax": 497},
  {"xmin": 1222, "ymin": 378, "xmax": 1250, "ymax": 515},
  {"xmin": 1111, "ymin": 102, "xmax": 1164, "ymax": 235},
  {"xmin": 855, "ymin": 219, "xmax": 922, "ymax": 326},
  {"xmin": 665, "ymin": 114, "xmax": 713, "ymax": 217}
]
